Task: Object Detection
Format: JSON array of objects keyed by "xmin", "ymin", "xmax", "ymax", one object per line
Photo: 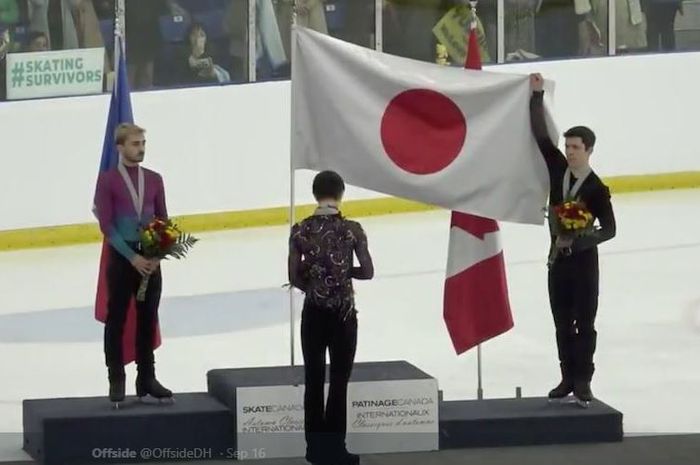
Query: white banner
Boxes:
[
  {"xmin": 235, "ymin": 378, "xmax": 438, "ymax": 460},
  {"xmin": 346, "ymin": 379, "xmax": 439, "ymax": 454},
  {"xmin": 6, "ymin": 48, "xmax": 104, "ymax": 100},
  {"xmin": 236, "ymin": 385, "xmax": 306, "ymax": 460}
]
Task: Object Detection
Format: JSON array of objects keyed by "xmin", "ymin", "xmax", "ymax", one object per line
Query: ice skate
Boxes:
[
  {"xmin": 547, "ymin": 362, "xmax": 575, "ymax": 404},
  {"xmin": 573, "ymin": 380, "xmax": 593, "ymax": 408},
  {"xmin": 107, "ymin": 367, "xmax": 126, "ymax": 409},
  {"xmin": 109, "ymin": 378, "xmax": 126, "ymax": 409},
  {"xmin": 335, "ymin": 450, "xmax": 360, "ymax": 465},
  {"xmin": 327, "ymin": 436, "xmax": 360, "ymax": 465},
  {"xmin": 136, "ymin": 365, "xmax": 174, "ymax": 404},
  {"xmin": 574, "ymin": 398, "xmax": 590, "ymax": 408},
  {"xmin": 136, "ymin": 377, "xmax": 174, "ymax": 404},
  {"xmin": 547, "ymin": 379, "xmax": 574, "ymax": 404}
]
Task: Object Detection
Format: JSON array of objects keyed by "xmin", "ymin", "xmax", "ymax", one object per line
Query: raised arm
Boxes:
[{"xmin": 529, "ymin": 73, "xmax": 567, "ymax": 177}]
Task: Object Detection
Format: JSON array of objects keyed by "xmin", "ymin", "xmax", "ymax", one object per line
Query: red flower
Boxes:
[
  {"xmin": 161, "ymin": 234, "xmax": 175, "ymax": 248},
  {"xmin": 554, "ymin": 201, "xmax": 590, "ymax": 221},
  {"xmin": 155, "ymin": 220, "xmax": 168, "ymax": 232}
]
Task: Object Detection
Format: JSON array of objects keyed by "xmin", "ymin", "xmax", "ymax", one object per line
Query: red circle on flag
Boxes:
[{"xmin": 380, "ymin": 89, "xmax": 466, "ymax": 175}]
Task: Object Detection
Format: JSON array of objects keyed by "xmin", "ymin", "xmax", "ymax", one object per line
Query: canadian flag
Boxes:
[
  {"xmin": 443, "ymin": 26, "xmax": 513, "ymax": 355},
  {"xmin": 290, "ymin": 27, "xmax": 549, "ymax": 225}
]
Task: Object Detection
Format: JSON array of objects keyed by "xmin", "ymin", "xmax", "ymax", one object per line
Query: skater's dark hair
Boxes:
[
  {"xmin": 313, "ymin": 170, "xmax": 345, "ymax": 201},
  {"xmin": 564, "ymin": 126, "xmax": 596, "ymax": 151}
]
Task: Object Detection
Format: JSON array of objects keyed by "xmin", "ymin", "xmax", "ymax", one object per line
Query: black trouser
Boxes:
[
  {"xmin": 547, "ymin": 248, "xmax": 599, "ymax": 382},
  {"xmin": 535, "ymin": 1, "xmax": 578, "ymax": 59},
  {"xmin": 646, "ymin": 2, "xmax": 678, "ymax": 52},
  {"xmin": 301, "ymin": 301, "xmax": 358, "ymax": 456},
  {"xmin": 104, "ymin": 246, "xmax": 162, "ymax": 373}
]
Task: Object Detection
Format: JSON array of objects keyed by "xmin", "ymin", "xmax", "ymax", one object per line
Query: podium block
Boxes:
[
  {"xmin": 22, "ymin": 361, "xmax": 625, "ymax": 464},
  {"xmin": 439, "ymin": 397, "xmax": 623, "ymax": 448},
  {"xmin": 207, "ymin": 361, "xmax": 440, "ymax": 459},
  {"xmin": 23, "ymin": 393, "xmax": 235, "ymax": 465}
]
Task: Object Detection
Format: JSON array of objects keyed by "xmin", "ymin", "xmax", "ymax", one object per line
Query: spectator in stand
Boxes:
[
  {"xmin": 0, "ymin": 0, "xmax": 19, "ymax": 25},
  {"xmin": 383, "ymin": 0, "xmax": 445, "ymax": 63},
  {"xmin": 534, "ymin": 0, "xmax": 579, "ymax": 59},
  {"xmin": 73, "ymin": 0, "xmax": 103, "ymax": 48},
  {"xmin": 27, "ymin": 0, "xmax": 101, "ymax": 50},
  {"xmin": 0, "ymin": 26, "xmax": 9, "ymax": 100},
  {"xmin": 94, "ymin": 0, "xmax": 187, "ymax": 89},
  {"xmin": 577, "ymin": 0, "xmax": 606, "ymax": 56},
  {"xmin": 276, "ymin": 0, "xmax": 325, "ymax": 65},
  {"xmin": 296, "ymin": 0, "xmax": 328, "ymax": 34},
  {"xmin": 25, "ymin": 30, "xmax": 49, "ymax": 51},
  {"xmin": 643, "ymin": 0, "xmax": 682, "ymax": 51},
  {"xmin": 124, "ymin": 0, "xmax": 168, "ymax": 90},
  {"xmin": 180, "ymin": 22, "xmax": 230, "ymax": 85},
  {"xmin": 222, "ymin": 0, "xmax": 248, "ymax": 82},
  {"xmin": 616, "ymin": 0, "xmax": 647, "ymax": 54},
  {"xmin": 28, "ymin": 0, "xmax": 79, "ymax": 50},
  {"xmin": 327, "ymin": 0, "xmax": 375, "ymax": 49},
  {"xmin": 229, "ymin": 0, "xmax": 287, "ymax": 80},
  {"xmin": 591, "ymin": 0, "xmax": 647, "ymax": 55}
]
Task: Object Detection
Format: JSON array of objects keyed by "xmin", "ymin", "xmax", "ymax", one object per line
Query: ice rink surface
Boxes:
[{"xmin": 1, "ymin": 189, "xmax": 699, "ymax": 461}]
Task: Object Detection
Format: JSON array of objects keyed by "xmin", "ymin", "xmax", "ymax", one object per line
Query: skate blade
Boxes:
[
  {"xmin": 137, "ymin": 395, "xmax": 175, "ymax": 405},
  {"xmin": 574, "ymin": 398, "xmax": 591, "ymax": 408},
  {"xmin": 548, "ymin": 396, "xmax": 591, "ymax": 408},
  {"xmin": 110, "ymin": 401, "xmax": 125, "ymax": 410},
  {"xmin": 547, "ymin": 396, "xmax": 576, "ymax": 404}
]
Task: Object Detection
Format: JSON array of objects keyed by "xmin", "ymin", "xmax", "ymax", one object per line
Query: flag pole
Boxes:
[
  {"xmin": 114, "ymin": 0, "xmax": 125, "ymax": 87},
  {"xmin": 468, "ymin": 0, "xmax": 484, "ymax": 401},
  {"xmin": 288, "ymin": 1, "xmax": 299, "ymax": 369},
  {"xmin": 477, "ymin": 345, "xmax": 483, "ymax": 400},
  {"xmin": 289, "ymin": 169, "xmax": 296, "ymax": 369}
]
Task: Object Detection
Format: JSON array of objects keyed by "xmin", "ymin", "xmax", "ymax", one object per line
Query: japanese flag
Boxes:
[{"xmin": 291, "ymin": 27, "xmax": 550, "ymax": 225}]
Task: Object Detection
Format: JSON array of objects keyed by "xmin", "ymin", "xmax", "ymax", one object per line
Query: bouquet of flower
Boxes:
[
  {"xmin": 547, "ymin": 200, "xmax": 595, "ymax": 265},
  {"xmin": 136, "ymin": 218, "xmax": 198, "ymax": 301}
]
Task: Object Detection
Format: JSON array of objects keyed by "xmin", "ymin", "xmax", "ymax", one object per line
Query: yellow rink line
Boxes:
[{"xmin": 1, "ymin": 171, "xmax": 698, "ymax": 252}]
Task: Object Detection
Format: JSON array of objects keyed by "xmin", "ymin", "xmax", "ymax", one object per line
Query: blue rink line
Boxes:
[
  {"xmin": 0, "ymin": 287, "xmax": 289, "ymax": 344},
  {"xmin": 377, "ymin": 241, "xmax": 700, "ymax": 281},
  {"xmin": 2, "ymin": 241, "xmax": 698, "ymax": 344}
]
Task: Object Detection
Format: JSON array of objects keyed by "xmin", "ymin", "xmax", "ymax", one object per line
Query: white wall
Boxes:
[
  {"xmin": 1, "ymin": 51, "xmax": 699, "ymax": 231},
  {"xmin": 493, "ymin": 52, "xmax": 700, "ymax": 176}
]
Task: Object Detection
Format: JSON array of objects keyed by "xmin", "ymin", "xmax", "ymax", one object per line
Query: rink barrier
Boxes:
[{"xmin": 1, "ymin": 171, "xmax": 699, "ymax": 252}]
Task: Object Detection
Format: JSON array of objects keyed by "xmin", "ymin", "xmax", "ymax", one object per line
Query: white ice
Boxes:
[{"xmin": 0, "ymin": 189, "xmax": 699, "ymax": 461}]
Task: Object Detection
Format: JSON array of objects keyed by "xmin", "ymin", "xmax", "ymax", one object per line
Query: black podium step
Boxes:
[
  {"xmin": 439, "ymin": 397, "xmax": 623, "ymax": 448},
  {"xmin": 21, "ymin": 363, "xmax": 625, "ymax": 464},
  {"xmin": 23, "ymin": 393, "xmax": 235, "ymax": 465}
]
